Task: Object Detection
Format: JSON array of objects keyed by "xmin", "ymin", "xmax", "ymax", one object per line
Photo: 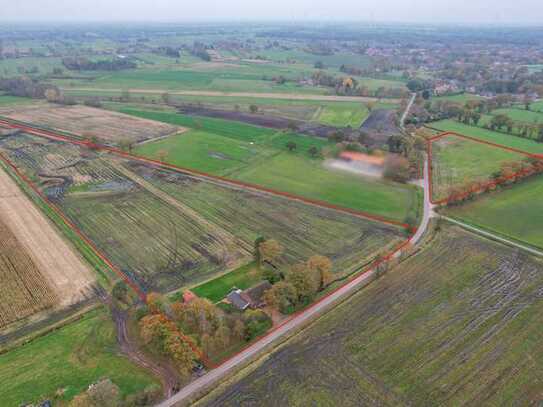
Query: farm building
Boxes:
[
  {"xmin": 241, "ymin": 281, "xmax": 273, "ymax": 309},
  {"xmin": 227, "ymin": 289, "xmax": 250, "ymax": 311},
  {"xmin": 226, "ymin": 281, "xmax": 273, "ymax": 311}
]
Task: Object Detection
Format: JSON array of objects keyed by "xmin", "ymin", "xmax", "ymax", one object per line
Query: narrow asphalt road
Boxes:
[
  {"xmin": 400, "ymin": 92, "xmax": 416, "ymax": 129},
  {"xmin": 411, "ymin": 159, "xmax": 434, "ymax": 246},
  {"xmin": 156, "ymin": 160, "xmax": 433, "ymax": 407},
  {"xmin": 441, "ymin": 215, "xmax": 543, "ymax": 258}
]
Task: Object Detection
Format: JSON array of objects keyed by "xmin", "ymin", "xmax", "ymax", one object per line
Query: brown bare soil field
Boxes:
[
  {"xmin": 0, "ymin": 104, "xmax": 183, "ymax": 144},
  {"xmin": 0, "ymin": 166, "xmax": 96, "ymax": 310}
]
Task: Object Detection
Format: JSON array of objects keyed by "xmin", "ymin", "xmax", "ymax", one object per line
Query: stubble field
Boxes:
[{"xmin": 199, "ymin": 225, "xmax": 543, "ymax": 406}]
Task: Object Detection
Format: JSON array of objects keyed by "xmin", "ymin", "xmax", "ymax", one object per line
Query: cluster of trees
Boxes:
[
  {"xmin": 153, "ymin": 46, "xmax": 181, "ymax": 58},
  {"xmin": 406, "ymin": 78, "xmax": 432, "ymax": 93},
  {"xmin": 139, "ymin": 292, "xmax": 271, "ymax": 374},
  {"xmin": 0, "ymin": 77, "xmax": 54, "ymax": 99},
  {"xmin": 190, "ymin": 42, "xmax": 211, "ymax": 61},
  {"xmin": 311, "ymin": 71, "xmax": 408, "ymax": 98},
  {"xmin": 62, "ymin": 57, "xmax": 136, "ymax": 71},
  {"xmin": 383, "ymin": 155, "xmax": 411, "ymax": 183},
  {"xmin": 139, "ymin": 309, "xmax": 200, "ymax": 378},
  {"xmin": 171, "ymin": 296, "xmax": 270, "ymax": 353},
  {"xmin": 385, "ymin": 133, "xmax": 426, "ymax": 181},
  {"xmin": 340, "ymin": 62, "xmax": 407, "ymax": 78},
  {"xmin": 263, "ymin": 254, "xmax": 334, "ymax": 314},
  {"xmin": 284, "ymin": 140, "xmax": 321, "ymax": 157}
]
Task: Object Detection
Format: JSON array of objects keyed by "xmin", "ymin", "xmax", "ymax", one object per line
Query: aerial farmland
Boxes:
[{"xmin": 0, "ymin": 14, "xmax": 543, "ymax": 407}]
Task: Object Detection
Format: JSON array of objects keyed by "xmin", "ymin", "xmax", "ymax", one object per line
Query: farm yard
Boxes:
[
  {"xmin": 429, "ymin": 134, "xmax": 530, "ymax": 202},
  {"xmin": 0, "ymin": 131, "xmax": 404, "ymax": 293},
  {"xmin": 199, "ymin": 225, "xmax": 543, "ymax": 407},
  {"xmin": 0, "ymin": 104, "xmax": 181, "ymax": 145},
  {"xmin": 444, "ymin": 174, "xmax": 543, "ymax": 250}
]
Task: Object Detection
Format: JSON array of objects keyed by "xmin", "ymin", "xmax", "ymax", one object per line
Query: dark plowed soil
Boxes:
[
  {"xmin": 179, "ymin": 105, "xmax": 344, "ymax": 139},
  {"xmin": 360, "ymin": 109, "xmax": 400, "ymax": 145}
]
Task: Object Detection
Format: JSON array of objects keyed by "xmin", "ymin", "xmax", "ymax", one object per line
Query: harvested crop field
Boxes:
[
  {"xmin": 199, "ymin": 225, "xmax": 543, "ymax": 407},
  {"xmin": 0, "ymin": 104, "xmax": 181, "ymax": 144},
  {"xmin": 0, "ymin": 217, "xmax": 57, "ymax": 329},
  {"xmin": 0, "ymin": 162, "xmax": 96, "ymax": 329},
  {"xmin": 0, "ymin": 131, "xmax": 403, "ymax": 293}
]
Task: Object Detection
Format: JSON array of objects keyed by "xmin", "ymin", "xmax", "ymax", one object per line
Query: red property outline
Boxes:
[
  {"xmin": 427, "ymin": 131, "xmax": 543, "ymax": 206},
  {"xmin": 0, "ymin": 152, "xmax": 207, "ymax": 365},
  {"xmin": 0, "ymin": 117, "xmax": 419, "ymax": 370},
  {"xmin": 0, "ymin": 117, "xmax": 412, "ymax": 231}
]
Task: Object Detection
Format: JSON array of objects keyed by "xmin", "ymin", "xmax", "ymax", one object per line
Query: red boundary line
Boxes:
[
  {"xmin": 0, "ymin": 152, "xmax": 207, "ymax": 366},
  {"xmin": 207, "ymin": 236, "xmax": 414, "ymax": 368},
  {"xmin": 0, "ymin": 118, "xmax": 418, "ymax": 370},
  {"xmin": 427, "ymin": 131, "xmax": 543, "ymax": 206},
  {"xmin": 0, "ymin": 118, "xmax": 411, "ymax": 231}
]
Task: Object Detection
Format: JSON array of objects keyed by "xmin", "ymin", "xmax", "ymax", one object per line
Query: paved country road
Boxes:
[
  {"xmin": 441, "ymin": 216, "xmax": 543, "ymax": 258},
  {"xmin": 399, "ymin": 92, "xmax": 416, "ymax": 130},
  {"xmin": 155, "ymin": 160, "xmax": 433, "ymax": 407}
]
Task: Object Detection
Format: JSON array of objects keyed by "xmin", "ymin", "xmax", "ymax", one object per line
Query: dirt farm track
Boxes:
[{"xmin": 0, "ymin": 164, "xmax": 95, "ymax": 306}]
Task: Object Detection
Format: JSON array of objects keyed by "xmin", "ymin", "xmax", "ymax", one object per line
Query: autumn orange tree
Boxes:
[
  {"xmin": 258, "ymin": 239, "xmax": 284, "ymax": 267},
  {"xmin": 139, "ymin": 312, "xmax": 200, "ymax": 377},
  {"xmin": 171, "ymin": 298, "xmax": 239, "ymax": 356}
]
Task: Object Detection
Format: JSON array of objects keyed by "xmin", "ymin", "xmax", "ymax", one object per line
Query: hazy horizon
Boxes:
[{"xmin": 1, "ymin": 0, "xmax": 543, "ymax": 25}]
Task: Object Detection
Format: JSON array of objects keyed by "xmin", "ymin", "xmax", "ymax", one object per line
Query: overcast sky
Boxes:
[{"xmin": 1, "ymin": 0, "xmax": 543, "ymax": 24}]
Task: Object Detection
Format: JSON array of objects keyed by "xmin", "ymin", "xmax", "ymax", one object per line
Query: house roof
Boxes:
[
  {"xmin": 241, "ymin": 281, "xmax": 273, "ymax": 306},
  {"xmin": 227, "ymin": 289, "xmax": 249, "ymax": 310},
  {"xmin": 339, "ymin": 151, "xmax": 385, "ymax": 166},
  {"xmin": 183, "ymin": 290, "xmax": 197, "ymax": 303}
]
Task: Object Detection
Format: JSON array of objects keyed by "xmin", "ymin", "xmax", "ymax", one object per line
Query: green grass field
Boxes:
[
  {"xmin": 430, "ymin": 135, "xmax": 528, "ymax": 201},
  {"xmin": 0, "ymin": 308, "xmax": 159, "ymax": 406},
  {"xmin": 492, "ymin": 108, "xmax": 543, "ymax": 124},
  {"xmin": 126, "ymin": 108, "xmax": 417, "ymax": 222},
  {"xmin": 429, "ymin": 120, "xmax": 543, "ymax": 154},
  {"xmin": 530, "ymin": 100, "xmax": 543, "ymax": 112},
  {"xmin": 316, "ymin": 104, "xmax": 368, "ymax": 127},
  {"xmin": 199, "ymin": 225, "xmax": 543, "ymax": 406},
  {"xmin": 54, "ymin": 62, "xmax": 329, "ymax": 95},
  {"xmin": 122, "ymin": 109, "xmax": 277, "ymax": 141},
  {"xmin": 432, "ymin": 93, "xmax": 484, "ymax": 103},
  {"xmin": 0, "ymin": 94, "xmax": 39, "ymax": 106},
  {"xmin": 232, "ymin": 152, "xmax": 416, "ymax": 221},
  {"xmin": 0, "ymin": 57, "xmax": 65, "ymax": 76},
  {"xmin": 135, "ymin": 130, "xmax": 274, "ymax": 175},
  {"xmin": 444, "ymin": 175, "xmax": 543, "ymax": 249},
  {"xmin": 191, "ymin": 262, "xmax": 264, "ymax": 303}
]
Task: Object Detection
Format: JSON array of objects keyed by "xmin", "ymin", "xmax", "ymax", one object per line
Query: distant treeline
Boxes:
[
  {"xmin": 62, "ymin": 57, "xmax": 136, "ymax": 71},
  {"xmin": 0, "ymin": 77, "xmax": 52, "ymax": 98}
]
